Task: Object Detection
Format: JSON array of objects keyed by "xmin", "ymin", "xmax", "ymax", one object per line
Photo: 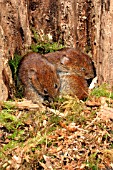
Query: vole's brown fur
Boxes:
[
  {"xmin": 44, "ymin": 48, "xmax": 95, "ymax": 79},
  {"xmin": 18, "ymin": 48, "xmax": 94, "ymax": 102},
  {"xmin": 44, "ymin": 47, "xmax": 93, "ymax": 99},
  {"xmin": 59, "ymin": 73, "xmax": 88, "ymax": 99},
  {"xmin": 18, "ymin": 52, "xmax": 60, "ymax": 103}
]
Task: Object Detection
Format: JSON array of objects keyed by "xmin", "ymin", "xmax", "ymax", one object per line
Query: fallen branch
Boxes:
[{"xmin": 1, "ymin": 99, "xmax": 46, "ymax": 111}]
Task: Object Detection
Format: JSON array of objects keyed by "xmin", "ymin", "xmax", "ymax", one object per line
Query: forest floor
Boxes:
[{"xmin": 0, "ymin": 85, "xmax": 113, "ymax": 170}]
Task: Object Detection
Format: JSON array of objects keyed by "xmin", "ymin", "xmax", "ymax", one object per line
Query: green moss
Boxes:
[
  {"xmin": 9, "ymin": 54, "xmax": 23, "ymax": 98},
  {"xmin": 31, "ymin": 42, "xmax": 64, "ymax": 54},
  {"xmin": 48, "ymin": 114, "xmax": 61, "ymax": 125},
  {"xmin": 31, "ymin": 29, "xmax": 64, "ymax": 54},
  {"xmin": 86, "ymin": 152, "xmax": 100, "ymax": 170},
  {"xmin": 3, "ymin": 140, "xmax": 19, "ymax": 151},
  {"xmin": 9, "ymin": 54, "xmax": 22, "ymax": 79},
  {"xmin": 90, "ymin": 84, "xmax": 113, "ymax": 99},
  {"xmin": 110, "ymin": 143, "xmax": 113, "ymax": 149},
  {"xmin": 0, "ymin": 110, "xmax": 23, "ymax": 131}
]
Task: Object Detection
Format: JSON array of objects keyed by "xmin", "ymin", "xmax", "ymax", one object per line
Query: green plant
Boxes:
[
  {"xmin": 0, "ymin": 110, "xmax": 23, "ymax": 131},
  {"xmin": 90, "ymin": 84, "xmax": 113, "ymax": 99},
  {"xmin": 86, "ymin": 152, "xmax": 100, "ymax": 170},
  {"xmin": 48, "ymin": 114, "xmax": 61, "ymax": 126},
  {"xmin": 9, "ymin": 54, "xmax": 22, "ymax": 81},
  {"xmin": 9, "ymin": 54, "xmax": 23, "ymax": 98},
  {"xmin": 31, "ymin": 29, "xmax": 64, "ymax": 54},
  {"xmin": 3, "ymin": 140, "xmax": 19, "ymax": 151}
]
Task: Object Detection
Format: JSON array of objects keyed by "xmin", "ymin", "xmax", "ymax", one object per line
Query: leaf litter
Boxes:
[{"xmin": 0, "ymin": 94, "xmax": 113, "ymax": 170}]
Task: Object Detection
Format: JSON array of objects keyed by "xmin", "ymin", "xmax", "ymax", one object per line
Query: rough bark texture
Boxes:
[
  {"xmin": 29, "ymin": 0, "xmax": 93, "ymax": 50},
  {"xmin": 0, "ymin": 0, "xmax": 31, "ymax": 100},
  {"xmin": 0, "ymin": 0, "xmax": 113, "ymax": 101},
  {"xmin": 93, "ymin": 0, "xmax": 113, "ymax": 86}
]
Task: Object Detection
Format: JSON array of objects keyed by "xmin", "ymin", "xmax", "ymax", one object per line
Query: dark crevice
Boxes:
[{"xmin": 19, "ymin": 27, "xmax": 24, "ymax": 41}]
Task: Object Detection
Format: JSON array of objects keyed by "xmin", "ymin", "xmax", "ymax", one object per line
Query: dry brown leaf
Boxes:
[
  {"xmin": 12, "ymin": 155, "xmax": 22, "ymax": 164},
  {"xmin": 56, "ymin": 128, "xmax": 66, "ymax": 134},
  {"xmin": 67, "ymin": 123, "xmax": 78, "ymax": 132},
  {"xmin": 43, "ymin": 155, "xmax": 53, "ymax": 170},
  {"xmin": 64, "ymin": 165, "xmax": 75, "ymax": 170},
  {"xmin": 47, "ymin": 108, "xmax": 64, "ymax": 117},
  {"xmin": 59, "ymin": 122, "xmax": 67, "ymax": 128},
  {"xmin": 86, "ymin": 100, "xmax": 101, "ymax": 107},
  {"xmin": 103, "ymin": 149, "xmax": 113, "ymax": 162},
  {"xmin": 48, "ymin": 147, "xmax": 58, "ymax": 153},
  {"xmin": 56, "ymin": 145, "xmax": 63, "ymax": 152},
  {"xmin": 48, "ymin": 144, "xmax": 63, "ymax": 154},
  {"xmin": 85, "ymin": 116, "xmax": 100, "ymax": 128},
  {"xmin": 39, "ymin": 161, "xmax": 48, "ymax": 170},
  {"xmin": 98, "ymin": 106, "xmax": 113, "ymax": 120},
  {"xmin": 98, "ymin": 163, "xmax": 106, "ymax": 169},
  {"xmin": 100, "ymin": 97, "xmax": 109, "ymax": 107},
  {"xmin": 48, "ymin": 135, "xmax": 58, "ymax": 139},
  {"xmin": 60, "ymin": 122, "xmax": 86, "ymax": 132}
]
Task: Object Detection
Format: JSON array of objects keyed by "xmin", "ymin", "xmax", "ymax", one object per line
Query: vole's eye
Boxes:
[
  {"xmin": 44, "ymin": 89, "xmax": 48, "ymax": 95},
  {"xmin": 54, "ymin": 84, "xmax": 58, "ymax": 89},
  {"xmin": 81, "ymin": 67, "xmax": 85, "ymax": 71}
]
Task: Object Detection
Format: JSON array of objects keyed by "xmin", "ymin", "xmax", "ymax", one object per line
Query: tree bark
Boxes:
[
  {"xmin": 0, "ymin": 0, "xmax": 31, "ymax": 100},
  {"xmin": 93, "ymin": 0, "xmax": 113, "ymax": 86},
  {"xmin": 29, "ymin": 0, "xmax": 92, "ymax": 49}
]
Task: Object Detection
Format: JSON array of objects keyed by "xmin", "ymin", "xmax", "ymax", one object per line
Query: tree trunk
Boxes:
[
  {"xmin": 93, "ymin": 0, "xmax": 113, "ymax": 87},
  {"xmin": 0, "ymin": 0, "xmax": 113, "ymax": 101},
  {"xmin": 29, "ymin": 0, "xmax": 93, "ymax": 50},
  {"xmin": 0, "ymin": 0, "xmax": 31, "ymax": 100}
]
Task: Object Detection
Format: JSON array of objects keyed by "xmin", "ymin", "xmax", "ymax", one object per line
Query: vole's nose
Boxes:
[{"xmin": 44, "ymin": 95, "xmax": 49, "ymax": 101}]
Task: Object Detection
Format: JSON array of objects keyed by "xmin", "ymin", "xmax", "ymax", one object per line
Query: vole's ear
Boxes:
[
  {"xmin": 60, "ymin": 55, "xmax": 70, "ymax": 65},
  {"xmin": 28, "ymin": 68, "xmax": 37, "ymax": 79}
]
